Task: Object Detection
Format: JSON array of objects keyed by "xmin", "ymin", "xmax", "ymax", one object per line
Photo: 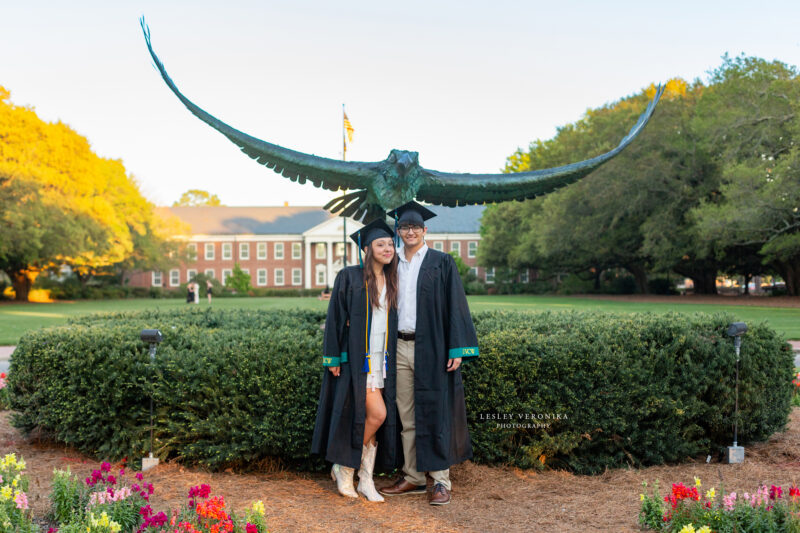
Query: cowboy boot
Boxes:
[
  {"xmin": 357, "ymin": 441, "xmax": 384, "ymax": 502},
  {"xmin": 331, "ymin": 464, "xmax": 358, "ymax": 498}
]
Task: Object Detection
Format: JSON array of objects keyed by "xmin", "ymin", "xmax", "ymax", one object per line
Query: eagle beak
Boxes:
[{"xmin": 396, "ymin": 152, "xmax": 414, "ymax": 174}]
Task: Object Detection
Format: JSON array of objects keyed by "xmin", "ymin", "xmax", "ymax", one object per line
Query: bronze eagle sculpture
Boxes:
[{"xmin": 141, "ymin": 18, "xmax": 663, "ymax": 222}]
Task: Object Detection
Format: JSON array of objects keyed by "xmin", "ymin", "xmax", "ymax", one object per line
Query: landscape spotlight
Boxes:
[
  {"xmin": 727, "ymin": 322, "xmax": 747, "ymax": 464},
  {"xmin": 140, "ymin": 329, "xmax": 162, "ymax": 472}
]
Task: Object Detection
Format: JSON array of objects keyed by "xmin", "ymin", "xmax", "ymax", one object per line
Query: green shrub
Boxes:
[
  {"xmin": 51, "ymin": 468, "xmax": 87, "ymax": 525},
  {"xmin": 9, "ymin": 308, "xmax": 793, "ymax": 474}
]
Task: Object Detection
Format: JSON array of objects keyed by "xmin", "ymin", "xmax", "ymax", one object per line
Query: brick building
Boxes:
[{"xmin": 128, "ymin": 205, "xmax": 493, "ymax": 290}]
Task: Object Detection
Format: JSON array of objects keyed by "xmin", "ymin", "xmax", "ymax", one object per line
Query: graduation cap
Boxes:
[
  {"xmin": 387, "ymin": 200, "xmax": 437, "ymax": 227},
  {"xmin": 349, "ymin": 218, "xmax": 395, "ymax": 267}
]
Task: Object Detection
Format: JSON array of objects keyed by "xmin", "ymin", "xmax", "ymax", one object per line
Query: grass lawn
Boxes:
[{"xmin": 1, "ymin": 295, "xmax": 799, "ymax": 345}]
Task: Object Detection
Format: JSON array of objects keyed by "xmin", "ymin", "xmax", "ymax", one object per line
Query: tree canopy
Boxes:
[
  {"xmin": 480, "ymin": 56, "xmax": 800, "ymax": 295},
  {"xmin": 0, "ymin": 86, "xmax": 184, "ymax": 300},
  {"xmin": 173, "ymin": 189, "xmax": 223, "ymax": 207}
]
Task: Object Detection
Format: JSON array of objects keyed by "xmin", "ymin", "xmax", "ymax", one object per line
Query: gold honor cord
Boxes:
[{"xmin": 362, "ymin": 281, "xmax": 390, "ymax": 375}]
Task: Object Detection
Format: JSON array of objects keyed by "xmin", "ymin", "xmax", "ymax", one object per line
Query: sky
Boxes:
[{"xmin": 3, "ymin": 1, "xmax": 800, "ymax": 207}]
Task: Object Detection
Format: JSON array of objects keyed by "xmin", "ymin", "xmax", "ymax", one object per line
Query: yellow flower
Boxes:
[
  {"xmin": 252, "ymin": 500, "xmax": 266, "ymax": 516},
  {"xmin": 16, "ymin": 459, "xmax": 25, "ymax": 471},
  {"xmin": 0, "ymin": 486, "xmax": 11, "ymax": 500},
  {"xmin": 679, "ymin": 524, "xmax": 696, "ymax": 533},
  {"xmin": 640, "ymin": 493, "xmax": 645, "ymax": 501},
  {"xmin": 694, "ymin": 476, "xmax": 701, "ymax": 488},
  {"xmin": 705, "ymin": 488, "xmax": 716, "ymax": 500},
  {"xmin": 697, "ymin": 527, "xmax": 712, "ymax": 533}
]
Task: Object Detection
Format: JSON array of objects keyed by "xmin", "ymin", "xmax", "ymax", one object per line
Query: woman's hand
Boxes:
[{"xmin": 328, "ymin": 366, "xmax": 341, "ymax": 377}]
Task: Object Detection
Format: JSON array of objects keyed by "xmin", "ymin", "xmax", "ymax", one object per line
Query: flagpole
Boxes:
[{"xmin": 342, "ymin": 103, "xmax": 347, "ymax": 268}]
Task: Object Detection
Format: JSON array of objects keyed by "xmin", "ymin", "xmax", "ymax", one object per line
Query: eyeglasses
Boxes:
[{"xmin": 398, "ymin": 224, "xmax": 424, "ymax": 233}]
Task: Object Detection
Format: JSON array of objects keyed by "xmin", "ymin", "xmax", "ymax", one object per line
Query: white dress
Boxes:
[{"xmin": 366, "ymin": 284, "xmax": 387, "ymax": 391}]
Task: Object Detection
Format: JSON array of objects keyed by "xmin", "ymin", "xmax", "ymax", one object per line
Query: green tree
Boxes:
[
  {"xmin": 173, "ymin": 189, "xmax": 223, "ymax": 207},
  {"xmin": 225, "ymin": 263, "xmax": 252, "ymax": 293}
]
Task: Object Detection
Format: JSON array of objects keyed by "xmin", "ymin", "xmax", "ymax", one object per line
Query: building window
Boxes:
[
  {"xmin": 316, "ymin": 265, "xmax": 326, "ymax": 286},
  {"xmin": 275, "ymin": 268, "xmax": 285, "ymax": 286},
  {"xmin": 468, "ymin": 241, "xmax": 477, "ymax": 258},
  {"xmin": 292, "ymin": 268, "xmax": 302, "ymax": 286},
  {"xmin": 205, "ymin": 243, "xmax": 214, "ymax": 260},
  {"xmin": 169, "ymin": 269, "xmax": 180, "ymax": 287},
  {"xmin": 241, "ymin": 268, "xmax": 249, "ymax": 275},
  {"xmin": 335, "ymin": 242, "xmax": 344, "ymax": 257},
  {"xmin": 187, "ymin": 243, "xmax": 197, "ymax": 260},
  {"xmin": 433, "ymin": 241, "xmax": 443, "ymax": 252},
  {"xmin": 222, "ymin": 269, "xmax": 232, "ymax": 284},
  {"xmin": 257, "ymin": 242, "xmax": 267, "ymax": 260},
  {"xmin": 187, "ymin": 269, "xmax": 197, "ymax": 282},
  {"xmin": 257, "ymin": 269, "xmax": 267, "ymax": 286},
  {"xmin": 486, "ymin": 267, "xmax": 495, "ymax": 284},
  {"xmin": 239, "ymin": 242, "xmax": 250, "ymax": 260},
  {"xmin": 205, "ymin": 269, "xmax": 215, "ymax": 279},
  {"xmin": 470, "ymin": 267, "xmax": 478, "ymax": 277},
  {"xmin": 451, "ymin": 241, "xmax": 461, "ymax": 254},
  {"xmin": 275, "ymin": 243, "xmax": 284, "ymax": 260},
  {"xmin": 316, "ymin": 243, "xmax": 326, "ymax": 259},
  {"xmin": 152, "ymin": 271, "xmax": 163, "ymax": 287},
  {"xmin": 222, "ymin": 243, "xmax": 232, "ymax": 260},
  {"xmin": 292, "ymin": 242, "xmax": 302, "ymax": 259}
]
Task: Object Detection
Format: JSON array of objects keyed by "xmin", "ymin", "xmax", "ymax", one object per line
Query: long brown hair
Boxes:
[{"xmin": 363, "ymin": 241, "xmax": 398, "ymax": 310}]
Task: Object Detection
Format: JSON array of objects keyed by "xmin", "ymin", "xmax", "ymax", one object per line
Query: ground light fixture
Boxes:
[
  {"xmin": 140, "ymin": 328, "xmax": 163, "ymax": 471},
  {"xmin": 727, "ymin": 322, "xmax": 747, "ymax": 464}
]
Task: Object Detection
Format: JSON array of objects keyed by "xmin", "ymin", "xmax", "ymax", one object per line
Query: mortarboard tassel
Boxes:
[
  {"xmin": 363, "ymin": 280, "xmax": 371, "ymax": 373},
  {"xmin": 358, "ymin": 232, "xmax": 363, "ymax": 267},
  {"xmin": 394, "ymin": 213, "xmax": 399, "ymax": 248}
]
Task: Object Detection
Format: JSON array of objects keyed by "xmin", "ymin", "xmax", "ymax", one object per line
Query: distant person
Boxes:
[
  {"xmin": 194, "ymin": 282, "xmax": 200, "ymax": 304},
  {"xmin": 186, "ymin": 282, "xmax": 195, "ymax": 304},
  {"xmin": 206, "ymin": 279, "xmax": 213, "ymax": 304}
]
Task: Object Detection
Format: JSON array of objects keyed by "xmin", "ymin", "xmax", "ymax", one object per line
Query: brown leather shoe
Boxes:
[
  {"xmin": 428, "ymin": 483, "xmax": 451, "ymax": 505},
  {"xmin": 379, "ymin": 477, "xmax": 426, "ymax": 496}
]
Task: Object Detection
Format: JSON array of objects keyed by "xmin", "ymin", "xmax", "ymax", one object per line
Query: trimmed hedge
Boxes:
[{"xmin": 9, "ymin": 308, "xmax": 793, "ymax": 474}]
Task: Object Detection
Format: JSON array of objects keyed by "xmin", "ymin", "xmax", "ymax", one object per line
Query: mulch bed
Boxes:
[{"xmin": 3, "ymin": 409, "xmax": 800, "ymax": 532}]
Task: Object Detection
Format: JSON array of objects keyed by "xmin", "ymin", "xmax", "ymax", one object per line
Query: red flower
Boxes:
[{"xmin": 246, "ymin": 524, "xmax": 259, "ymax": 533}]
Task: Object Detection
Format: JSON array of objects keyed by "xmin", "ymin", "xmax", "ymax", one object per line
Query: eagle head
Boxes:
[{"xmin": 387, "ymin": 149, "xmax": 420, "ymax": 177}]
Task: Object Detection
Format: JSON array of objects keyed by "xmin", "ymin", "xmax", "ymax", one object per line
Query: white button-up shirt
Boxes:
[{"xmin": 397, "ymin": 243, "xmax": 428, "ymax": 333}]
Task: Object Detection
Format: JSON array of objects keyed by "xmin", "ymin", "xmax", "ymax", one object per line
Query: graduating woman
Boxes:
[{"xmin": 311, "ymin": 218, "xmax": 400, "ymax": 502}]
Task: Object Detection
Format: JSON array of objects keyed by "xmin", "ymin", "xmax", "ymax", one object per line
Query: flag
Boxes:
[{"xmin": 343, "ymin": 112, "xmax": 354, "ymax": 144}]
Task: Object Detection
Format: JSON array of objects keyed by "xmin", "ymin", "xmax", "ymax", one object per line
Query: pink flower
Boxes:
[
  {"xmin": 723, "ymin": 492, "xmax": 737, "ymax": 511},
  {"xmin": 136, "ymin": 472, "xmax": 144, "ymax": 481},
  {"xmin": 100, "ymin": 462, "xmax": 111, "ymax": 473},
  {"xmin": 107, "ymin": 475, "xmax": 117, "ymax": 485},
  {"xmin": 770, "ymin": 485, "xmax": 783, "ymax": 500},
  {"xmin": 246, "ymin": 524, "xmax": 258, "ymax": 533},
  {"xmin": 15, "ymin": 491, "xmax": 29, "ymax": 510}
]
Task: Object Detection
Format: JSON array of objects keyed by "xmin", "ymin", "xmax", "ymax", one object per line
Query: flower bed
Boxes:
[
  {"xmin": 639, "ymin": 477, "xmax": 800, "ymax": 532},
  {"xmin": 0, "ymin": 451, "xmax": 270, "ymax": 532}
]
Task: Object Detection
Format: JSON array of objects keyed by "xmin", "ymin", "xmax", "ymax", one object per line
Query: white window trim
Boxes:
[
  {"xmin": 316, "ymin": 264, "xmax": 327, "ymax": 286},
  {"xmin": 222, "ymin": 243, "xmax": 233, "ymax": 261},
  {"xmin": 169, "ymin": 269, "xmax": 180, "ymax": 287},
  {"xmin": 204, "ymin": 269, "xmax": 215, "ymax": 279},
  {"xmin": 486, "ymin": 267, "xmax": 495, "ymax": 284},
  {"xmin": 275, "ymin": 268, "xmax": 285, "ymax": 286},
  {"xmin": 239, "ymin": 243, "xmax": 250, "ymax": 260},
  {"xmin": 205, "ymin": 243, "xmax": 214, "ymax": 260},
  {"xmin": 335, "ymin": 243, "xmax": 344, "ymax": 257},
  {"xmin": 151, "ymin": 271, "xmax": 163, "ymax": 287},
  {"xmin": 433, "ymin": 241, "xmax": 443, "ymax": 252},
  {"xmin": 520, "ymin": 270, "xmax": 529, "ymax": 283},
  {"xmin": 292, "ymin": 268, "xmax": 302, "ymax": 286},
  {"xmin": 257, "ymin": 268, "xmax": 267, "ymax": 286},
  {"xmin": 275, "ymin": 243, "xmax": 285, "ymax": 260},
  {"xmin": 316, "ymin": 243, "xmax": 326, "ymax": 259},
  {"xmin": 451, "ymin": 241, "xmax": 461, "ymax": 254},
  {"xmin": 222, "ymin": 269, "xmax": 233, "ymax": 284},
  {"xmin": 257, "ymin": 242, "xmax": 268, "ymax": 260},
  {"xmin": 292, "ymin": 242, "xmax": 302, "ymax": 259},
  {"xmin": 468, "ymin": 241, "xmax": 477, "ymax": 258},
  {"xmin": 187, "ymin": 269, "xmax": 197, "ymax": 282},
  {"xmin": 187, "ymin": 243, "xmax": 197, "ymax": 260}
]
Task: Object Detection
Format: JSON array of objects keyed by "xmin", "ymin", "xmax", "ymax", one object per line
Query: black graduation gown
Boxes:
[
  {"xmin": 311, "ymin": 266, "xmax": 401, "ymax": 471},
  {"xmin": 411, "ymin": 249, "xmax": 479, "ymax": 472}
]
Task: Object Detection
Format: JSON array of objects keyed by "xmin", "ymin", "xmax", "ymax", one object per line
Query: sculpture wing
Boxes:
[
  {"xmin": 141, "ymin": 19, "xmax": 377, "ymax": 193},
  {"xmin": 415, "ymin": 85, "xmax": 664, "ymax": 206}
]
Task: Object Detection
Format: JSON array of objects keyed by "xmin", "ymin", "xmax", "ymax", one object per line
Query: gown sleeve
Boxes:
[
  {"xmin": 444, "ymin": 254, "xmax": 479, "ymax": 360},
  {"xmin": 322, "ymin": 269, "xmax": 350, "ymax": 366}
]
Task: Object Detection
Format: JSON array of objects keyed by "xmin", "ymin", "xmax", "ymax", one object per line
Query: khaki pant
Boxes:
[{"xmin": 396, "ymin": 338, "xmax": 451, "ymax": 490}]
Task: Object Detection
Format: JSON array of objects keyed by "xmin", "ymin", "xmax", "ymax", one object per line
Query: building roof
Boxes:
[{"xmin": 157, "ymin": 205, "xmax": 485, "ymax": 235}]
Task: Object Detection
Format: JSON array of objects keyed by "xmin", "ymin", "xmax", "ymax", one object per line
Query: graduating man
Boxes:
[{"xmin": 379, "ymin": 201, "xmax": 479, "ymax": 505}]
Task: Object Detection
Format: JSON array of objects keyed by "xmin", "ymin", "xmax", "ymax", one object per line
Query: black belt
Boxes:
[{"xmin": 398, "ymin": 331, "xmax": 416, "ymax": 341}]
